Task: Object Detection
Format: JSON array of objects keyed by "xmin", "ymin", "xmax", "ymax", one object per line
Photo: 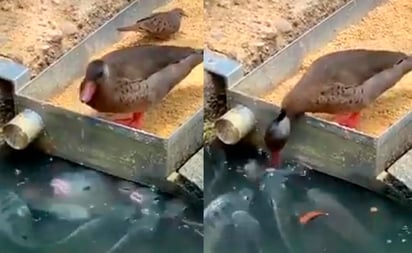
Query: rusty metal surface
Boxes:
[
  {"xmin": 10, "ymin": 0, "xmax": 203, "ymax": 187},
  {"xmin": 226, "ymin": 0, "xmax": 412, "ymax": 194}
]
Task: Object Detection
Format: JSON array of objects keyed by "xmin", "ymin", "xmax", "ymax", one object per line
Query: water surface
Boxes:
[
  {"xmin": 0, "ymin": 146, "xmax": 202, "ymax": 253},
  {"xmin": 204, "ymin": 140, "xmax": 412, "ymax": 253}
]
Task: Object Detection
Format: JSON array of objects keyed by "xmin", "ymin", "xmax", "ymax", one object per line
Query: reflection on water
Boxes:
[
  {"xmin": 0, "ymin": 146, "xmax": 202, "ymax": 253},
  {"xmin": 204, "ymin": 140, "xmax": 412, "ymax": 253}
]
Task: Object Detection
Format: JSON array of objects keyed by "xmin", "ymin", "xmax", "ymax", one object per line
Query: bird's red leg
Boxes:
[
  {"xmin": 129, "ymin": 112, "xmax": 144, "ymax": 129},
  {"xmin": 113, "ymin": 117, "xmax": 134, "ymax": 127},
  {"xmin": 334, "ymin": 112, "xmax": 361, "ymax": 129},
  {"xmin": 113, "ymin": 112, "xmax": 144, "ymax": 129}
]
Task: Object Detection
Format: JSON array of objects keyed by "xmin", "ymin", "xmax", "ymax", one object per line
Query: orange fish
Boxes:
[{"xmin": 299, "ymin": 210, "xmax": 328, "ymax": 225}]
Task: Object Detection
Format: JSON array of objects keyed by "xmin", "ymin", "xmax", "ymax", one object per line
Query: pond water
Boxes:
[
  {"xmin": 204, "ymin": 140, "xmax": 412, "ymax": 253},
  {"xmin": 0, "ymin": 145, "xmax": 202, "ymax": 253}
]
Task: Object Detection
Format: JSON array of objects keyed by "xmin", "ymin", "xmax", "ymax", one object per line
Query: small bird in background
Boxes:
[
  {"xmin": 78, "ymin": 44, "xmax": 203, "ymax": 129},
  {"xmin": 117, "ymin": 8, "xmax": 187, "ymax": 40}
]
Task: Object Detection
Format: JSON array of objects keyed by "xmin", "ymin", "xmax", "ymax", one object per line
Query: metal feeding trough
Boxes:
[
  {"xmin": 216, "ymin": 0, "xmax": 412, "ymax": 204},
  {"xmin": 1, "ymin": 0, "xmax": 203, "ymax": 190}
]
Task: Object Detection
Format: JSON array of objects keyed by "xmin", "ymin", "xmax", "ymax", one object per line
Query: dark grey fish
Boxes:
[
  {"xmin": 46, "ymin": 205, "xmax": 137, "ymax": 253},
  {"xmin": 29, "ymin": 201, "xmax": 92, "ymax": 221},
  {"xmin": 0, "ymin": 190, "xmax": 38, "ymax": 248},
  {"xmin": 117, "ymin": 181, "xmax": 163, "ymax": 215},
  {"xmin": 106, "ymin": 215, "xmax": 159, "ymax": 253},
  {"xmin": 259, "ymin": 169, "xmax": 301, "ymax": 253},
  {"xmin": 163, "ymin": 198, "xmax": 188, "ymax": 219},
  {"xmin": 241, "ymin": 159, "xmax": 265, "ymax": 183},
  {"xmin": 204, "ymin": 188, "xmax": 254, "ymax": 253},
  {"xmin": 48, "ymin": 170, "xmax": 114, "ymax": 209},
  {"xmin": 0, "ymin": 189, "xmax": 112, "ymax": 250},
  {"xmin": 204, "ymin": 144, "xmax": 229, "ymax": 204},
  {"xmin": 231, "ymin": 210, "xmax": 263, "ymax": 253},
  {"xmin": 22, "ymin": 170, "xmax": 114, "ymax": 222}
]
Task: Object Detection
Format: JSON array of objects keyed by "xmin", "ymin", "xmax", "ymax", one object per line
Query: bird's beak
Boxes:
[
  {"xmin": 182, "ymin": 11, "xmax": 188, "ymax": 17},
  {"xmin": 80, "ymin": 81, "xmax": 97, "ymax": 103}
]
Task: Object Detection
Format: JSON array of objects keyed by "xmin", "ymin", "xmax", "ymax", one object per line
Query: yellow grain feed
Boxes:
[{"xmin": 262, "ymin": 0, "xmax": 412, "ymax": 137}]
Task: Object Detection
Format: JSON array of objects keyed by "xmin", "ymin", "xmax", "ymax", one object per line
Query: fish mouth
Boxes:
[
  {"xmin": 50, "ymin": 178, "xmax": 71, "ymax": 196},
  {"xmin": 130, "ymin": 190, "xmax": 144, "ymax": 204}
]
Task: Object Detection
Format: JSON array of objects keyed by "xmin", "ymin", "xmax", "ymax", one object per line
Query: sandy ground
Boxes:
[
  {"xmin": 0, "ymin": 0, "xmax": 133, "ymax": 78},
  {"xmin": 50, "ymin": 0, "xmax": 204, "ymax": 138},
  {"xmin": 205, "ymin": 0, "xmax": 350, "ymax": 72},
  {"xmin": 263, "ymin": 0, "xmax": 412, "ymax": 137},
  {"xmin": 204, "ymin": 0, "xmax": 350, "ymax": 142}
]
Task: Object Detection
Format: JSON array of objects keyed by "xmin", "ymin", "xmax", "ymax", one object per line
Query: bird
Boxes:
[
  {"xmin": 79, "ymin": 44, "xmax": 203, "ymax": 129},
  {"xmin": 116, "ymin": 8, "xmax": 187, "ymax": 40},
  {"xmin": 264, "ymin": 49, "xmax": 412, "ymax": 167}
]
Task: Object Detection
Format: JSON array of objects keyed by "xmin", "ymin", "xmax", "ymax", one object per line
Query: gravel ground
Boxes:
[{"xmin": 0, "ymin": 0, "xmax": 133, "ymax": 78}]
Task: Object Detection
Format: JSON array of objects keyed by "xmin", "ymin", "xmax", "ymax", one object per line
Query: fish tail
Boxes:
[
  {"xmin": 299, "ymin": 210, "xmax": 327, "ymax": 225},
  {"xmin": 53, "ymin": 218, "xmax": 101, "ymax": 246}
]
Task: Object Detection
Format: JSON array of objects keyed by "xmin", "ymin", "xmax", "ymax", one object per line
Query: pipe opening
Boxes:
[
  {"xmin": 3, "ymin": 123, "xmax": 28, "ymax": 150},
  {"xmin": 3, "ymin": 109, "xmax": 44, "ymax": 150},
  {"xmin": 215, "ymin": 118, "xmax": 239, "ymax": 145}
]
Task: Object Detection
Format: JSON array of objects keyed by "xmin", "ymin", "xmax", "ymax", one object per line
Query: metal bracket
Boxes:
[
  {"xmin": 165, "ymin": 148, "xmax": 204, "ymax": 206},
  {"xmin": 204, "ymin": 50, "xmax": 244, "ymax": 122},
  {"xmin": 0, "ymin": 57, "xmax": 31, "ymax": 92},
  {"xmin": 176, "ymin": 148, "xmax": 204, "ymax": 191},
  {"xmin": 0, "ymin": 58, "xmax": 31, "ymax": 127},
  {"xmin": 204, "ymin": 49, "xmax": 243, "ymax": 89},
  {"xmin": 376, "ymin": 149, "xmax": 412, "ymax": 204}
]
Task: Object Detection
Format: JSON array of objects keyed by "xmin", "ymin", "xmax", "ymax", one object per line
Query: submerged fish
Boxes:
[
  {"xmin": 0, "ymin": 190, "xmax": 38, "ymax": 248},
  {"xmin": 106, "ymin": 216, "xmax": 158, "ymax": 253},
  {"xmin": 49, "ymin": 170, "xmax": 114, "ymax": 205},
  {"xmin": 30, "ymin": 202, "xmax": 92, "ymax": 221},
  {"xmin": 17, "ymin": 170, "xmax": 115, "ymax": 221},
  {"xmin": 47, "ymin": 204, "xmax": 138, "ymax": 253},
  {"xmin": 259, "ymin": 168, "xmax": 303, "ymax": 253},
  {"xmin": 230, "ymin": 210, "xmax": 263, "ymax": 253},
  {"xmin": 204, "ymin": 188, "xmax": 254, "ymax": 253},
  {"xmin": 306, "ymin": 188, "xmax": 384, "ymax": 252}
]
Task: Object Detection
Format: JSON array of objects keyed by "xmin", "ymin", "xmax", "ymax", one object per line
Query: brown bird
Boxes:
[
  {"xmin": 264, "ymin": 49, "xmax": 412, "ymax": 167},
  {"xmin": 117, "ymin": 8, "xmax": 187, "ymax": 39},
  {"xmin": 79, "ymin": 44, "xmax": 203, "ymax": 129}
]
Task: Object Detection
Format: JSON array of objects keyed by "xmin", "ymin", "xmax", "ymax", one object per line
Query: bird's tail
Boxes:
[
  {"xmin": 362, "ymin": 56, "xmax": 412, "ymax": 104},
  {"xmin": 146, "ymin": 49, "xmax": 203, "ymax": 104},
  {"xmin": 117, "ymin": 24, "xmax": 144, "ymax": 32}
]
